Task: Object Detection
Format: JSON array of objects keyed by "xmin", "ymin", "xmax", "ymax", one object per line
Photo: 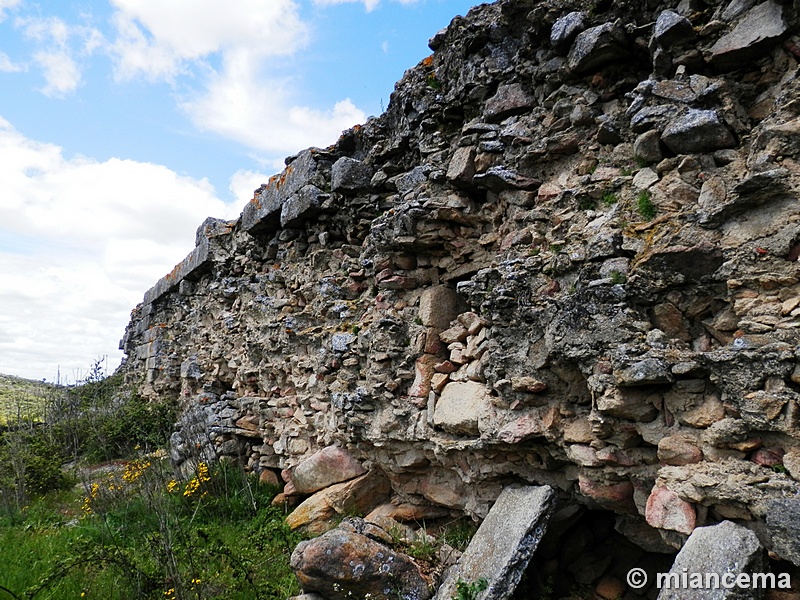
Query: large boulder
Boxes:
[
  {"xmin": 657, "ymin": 521, "xmax": 767, "ymax": 600},
  {"xmin": 291, "ymin": 527, "xmax": 433, "ymax": 600}
]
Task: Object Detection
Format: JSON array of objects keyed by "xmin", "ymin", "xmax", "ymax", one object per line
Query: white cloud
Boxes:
[
  {"xmin": 181, "ymin": 54, "xmax": 366, "ymax": 154},
  {"xmin": 108, "ymin": 0, "xmax": 365, "ymax": 160},
  {"xmin": 0, "ymin": 0, "xmax": 21, "ymax": 23},
  {"xmin": 229, "ymin": 169, "xmax": 273, "ymax": 204},
  {"xmin": 17, "ymin": 15, "xmax": 102, "ymax": 96},
  {"xmin": 0, "ymin": 116, "xmax": 243, "ymax": 381},
  {"xmin": 312, "ymin": 0, "xmax": 419, "ymax": 11},
  {"xmin": 109, "ymin": 0, "xmax": 308, "ymax": 81},
  {"xmin": 32, "ymin": 50, "xmax": 80, "ymax": 96},
  {"xmin": 0, "ymin": 50, "xmax": 24, "ymax": 72}
]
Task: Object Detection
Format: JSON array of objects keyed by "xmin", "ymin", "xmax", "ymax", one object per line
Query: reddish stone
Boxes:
[
  {"xmin": 408, "ymin": 354, "xmax": 439, "ymax": 398},
  {"xmin": 750, "ymin": 447, "xmax": 785, "ymax": 467},
  {"xmin": 578, "ymin": 474, "xmax": 636, "ymax": 513},
  {"xmin": 498, "ymin": 415, "xmax": 544, "ymax": 444},
  {"xmin": 645, "ymin": 485, "xmax": 696, "ymax": 535},
  {"xmin": 658, "ymin": 435, "xmax": 703, "ymax": 466}
]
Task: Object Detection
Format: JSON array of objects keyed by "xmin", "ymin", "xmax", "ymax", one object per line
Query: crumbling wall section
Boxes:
[{"xmin": 120, "ymin": 0, "xmax": 800, "ymax": 561}]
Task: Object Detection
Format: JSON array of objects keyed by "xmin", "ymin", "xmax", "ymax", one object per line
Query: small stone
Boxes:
[
  {"xmin": 595, "ymin": 576, "xmax": 626, "ymax": 600},
  {"xmin": 633, "ymin": 167, "xmax": 659, "ymax": 190},
  {"xmin": 658, "ymin": 435, "xmax": 703, "ymax": 466},
  {"xmin": 510, "ymin": 376, "xmax": 547, "ymax": 393},
  {"xmin": 290, "ymin": 446, "xmax": 367, "ymax": 495},
  {"xmin": 615, "ymin": 358, "xmax": 673, "ymax": 387},
  {"xmin": 433, "ymin": 381, "xmax": 491, "ymax": 436},
  {"xmin": 499, "ymin": 415, "xmax": 545, "ymax": 444},
  {"xmin": 484, "ymin": 83, "xmax": 536, "ymax": 122},
  {"xmin": 419, "ymin": 285, "xmax": 461, "ymax": 330},
  {"xmin": 447, "ymin": 146, "xmax": 477, "ymax": 188},
  {"xmin": 578, "ymin": 475, "xmax": 636, "ymax": 513},
  {"xmin": 633, "ymin": 130, "xmax": 665, "ymax": 165}
]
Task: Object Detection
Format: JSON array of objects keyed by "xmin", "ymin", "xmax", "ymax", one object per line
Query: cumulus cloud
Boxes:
[
  {"xmin": 180, "ymin": 52, "xmax": 366, "ymax": 154},
  {"xmin": 108, "ymin": 0, "xmax": 364, "ymax": 156},
  {"xmin": 109, "ymin": 0, "xmax": 309, "ymax": 81},
  {"xmin": 0, "ymin": 117, "xmax": 242, "ymax": 381},
  {"xmin": 17, "ymin": 15, "xmax": 103, "ymax": 96},
  {"xmin": 32, "ymin": 50, "xmax": 80, "ymax": 96}
]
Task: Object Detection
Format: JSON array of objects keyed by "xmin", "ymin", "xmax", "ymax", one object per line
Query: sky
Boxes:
[{"xmin": 0, "ymin": 0, "xmax": 481, "ymax": 382}]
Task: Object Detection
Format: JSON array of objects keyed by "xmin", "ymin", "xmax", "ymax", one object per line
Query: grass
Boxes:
[
  {"xmin": 0, "ymin": 374, "xmax": 60, "ymax": 425},
  {"xmin": 0, "ymin": 368, "xmax": 302, "ymax": 600},
  {"xmin": 0, "ymin": 462, "xmax": 303, "ymax": 599}
]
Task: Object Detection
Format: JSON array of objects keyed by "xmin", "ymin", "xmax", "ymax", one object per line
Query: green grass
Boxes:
[
  {"xmin": 0, "ymin": 374, "xmax": 61, "ymax": 425},
  {"xmin": 0, "ymin": 370, "xmax": 301, "ymax": 600},
  {"xmin": 0, "ymin": 463, "xmax": 303, "ymax": 599},
  {"xmin": 637, "ymin": 190, "xmax": 657, "ymax": 220}
]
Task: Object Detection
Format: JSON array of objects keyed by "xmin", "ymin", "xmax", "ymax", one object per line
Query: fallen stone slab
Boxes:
[
  {"xmin": 764, "ymin": 498, "xmax": 800, "ymax": 566},
  {"xmin": 657, "ymin": 520, "xmax": 767, "ymax": 600},
  {"xmin": 434, "ymin": 485, "xmax": 556, "ymax": 600}
]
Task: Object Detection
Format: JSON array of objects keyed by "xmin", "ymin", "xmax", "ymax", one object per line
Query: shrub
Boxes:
[{"xmin": 637, "ymin": 190, "xmax": 656, "ymax": 220}]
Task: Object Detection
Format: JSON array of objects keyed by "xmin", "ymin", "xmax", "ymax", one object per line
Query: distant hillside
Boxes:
[{"xmin": 0, "ymin": 374, "xmax": 62, "ymax": 425}]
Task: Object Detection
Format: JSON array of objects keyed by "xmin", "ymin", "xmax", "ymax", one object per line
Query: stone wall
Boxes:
[{"xmin": 120, "ymin": 0, "xmax": 800, "ymax": 563}]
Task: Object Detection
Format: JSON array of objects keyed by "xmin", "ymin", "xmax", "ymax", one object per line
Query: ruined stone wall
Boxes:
[{"xmin": 120, "ymin": 0, "xmax": 800, "ymax": 561}]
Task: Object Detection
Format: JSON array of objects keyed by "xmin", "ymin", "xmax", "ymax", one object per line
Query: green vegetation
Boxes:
[
  {"xmin": 610, "ymin": 270, "xmax": 626, "ymax": 285},
  {"xmin": 601, "ymin": 191, "xmax": 618, "ymax": 206},
  {"xmin": 453, "ymin": 577, "xmax": 488, "ymax": 600},
  {"xmin": 0, "ymin": 366, "xmax": 303, "ymax": 599},
  {"xmin": 0, "ymin": 375, "xmax": 58, "ymax": 425},
  {"xmin": 637, "ymin": 189, "xmax": 657, "ymax": 220},
  {"xmin": 426, "ymin": 74, "xmax": 442, "ymax": 91}
]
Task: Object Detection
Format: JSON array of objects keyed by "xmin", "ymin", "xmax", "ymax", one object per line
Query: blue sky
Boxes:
[{"xmin": 0, "ymin": 0, "xmax": 480, "ymax": 381}]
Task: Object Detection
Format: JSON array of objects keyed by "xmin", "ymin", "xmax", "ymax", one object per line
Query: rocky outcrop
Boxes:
[{"xmin": 119, "ymin": 0, "xmax": 800, "ymax": 585}]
